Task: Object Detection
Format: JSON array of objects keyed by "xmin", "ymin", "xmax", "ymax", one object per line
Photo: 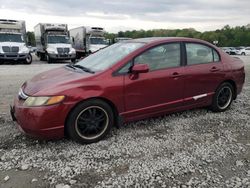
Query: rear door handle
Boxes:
[
  {"xmin": 210, "ymin": 66, "xmax": 220, "ymax": 72},
  {"xmin": 171, "ymin": 72, "xmax": 182, "ymax": 78}
]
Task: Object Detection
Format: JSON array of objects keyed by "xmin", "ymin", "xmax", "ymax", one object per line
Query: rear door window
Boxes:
[{"xmin": 186, "ymin": 43, "xmax": 220, "ymax": 65}]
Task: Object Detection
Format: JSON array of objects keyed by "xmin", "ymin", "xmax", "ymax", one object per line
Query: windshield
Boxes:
[
  {"xmin": 76, "ymin": 42, "xmax": 145, "ymax": 72},
  {"xmin": 47, "ymin": 35, "xmax": 70, "ymax": 44},
  {"xmin": 0, "ymin": 33, "xmax": 24, "ymax": 42},
  {"xmin": 90, "ymin": 37, "xmax": 106, "ymax": 45}
]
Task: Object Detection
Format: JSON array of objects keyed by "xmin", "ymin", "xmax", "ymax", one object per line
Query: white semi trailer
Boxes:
[
  {"xmin": 0, "ymin": 19, "xmax": 32, "ymax": 64},
  {"xmin": 69, "ymin": 26, "xmax": 108, "ymax": 58},
  {"xmin": 34, "ymin": 23, "xmax": 76, "ymax": 63}
]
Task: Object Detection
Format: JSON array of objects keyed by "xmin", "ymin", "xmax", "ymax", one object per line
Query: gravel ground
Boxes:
[{"xmin": 0, "ymin": 55, "xmax": 249, "ymax": 188}]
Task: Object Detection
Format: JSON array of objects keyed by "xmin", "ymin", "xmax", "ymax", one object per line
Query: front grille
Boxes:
[
  {"xmin": 2, "ymin": 46, "xmax": 10, "ymax": 52},
  {"xmin": 12, "ymin": 46, "xmax": 19, "ymax": 53},
  {"xmin": 57, "ymin": 48, "xmax": 69, "ymax": 54},
  {"xmin": 64, "ymin": 48, "xmax": 69, "ymax": 53},
  {"xmin": 6, "ymin": 55, "xmax": 18, "ymax": 58},
  {"xmin": 2, "ymin": 46, "xmax": 19, "ymax": 53}
]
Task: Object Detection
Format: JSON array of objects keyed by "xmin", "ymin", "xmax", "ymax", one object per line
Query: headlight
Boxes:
[
  {"xmin": 19, "ymin": 47, "xmax": 29, "ymax": 54},
  {"xmin": 47, "ymin": 48, "xmax": 58, "ymax": 54},
  {"xmin": 69, "ymin": 48, "xmax": 76, "ymax": 54},
  {"xmin": 24, "ymin": 96, "xmax": 65, "ymax": 107}
]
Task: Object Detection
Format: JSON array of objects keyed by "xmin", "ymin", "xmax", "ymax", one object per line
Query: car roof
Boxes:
[{"xmin": 124, "ymin": 37, "xmax": 211, "ymax": 45}]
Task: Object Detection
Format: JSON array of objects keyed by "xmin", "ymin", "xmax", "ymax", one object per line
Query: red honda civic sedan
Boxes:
[{"xmin": 11, "ymin": 37, "xmax": 245, "ymax": 144}]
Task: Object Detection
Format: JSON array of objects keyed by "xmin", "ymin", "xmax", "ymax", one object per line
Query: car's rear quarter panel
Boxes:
[{"xmin": 220, "ymin": 52, "xmax": 245, "ymax": 93}]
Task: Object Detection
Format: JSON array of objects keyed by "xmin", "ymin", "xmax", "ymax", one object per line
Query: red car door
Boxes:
[
  {"xmin": 122, "ymin": 42, "xmax": 185, "ymax": 121},
  {"xmin": 183, "ymin": 43, "xmax": 225, "ymax": 106}
]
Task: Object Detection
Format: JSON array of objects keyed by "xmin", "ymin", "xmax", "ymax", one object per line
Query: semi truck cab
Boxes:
[
  {"xmin": 89, "ymin": 36, "xmax": 108, "ymax": 53},
  {"xmin": 87, "ymin": 27, "xmax": 108, "ymax": 53},
  {"xmin": 69, "ymin": 26, "xmax": 108, "ymax": 59},
  {"xmin": 45, "ymin": 34, "xmax": 75, "ymax": 61},
  {"xmin": 35, "ymin": 23, "xmax": 76, "ymax": 63},
  {"xmin": 0, "ymin": 19, "xmax": 32, "ymax": 64}
]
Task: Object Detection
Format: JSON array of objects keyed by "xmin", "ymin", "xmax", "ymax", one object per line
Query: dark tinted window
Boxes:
[{"xmin": 134, "ymin": 43, "xmax": 181, "ymax": 71}]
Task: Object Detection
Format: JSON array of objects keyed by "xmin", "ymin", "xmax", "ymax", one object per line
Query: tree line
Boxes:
[
  {"xmin": 105, "ymin": 25, "xmax": 250, "ymax": 47},
  {"xmin": 26, "ymin": 24, "xmax": 250, "ymax": 47}
]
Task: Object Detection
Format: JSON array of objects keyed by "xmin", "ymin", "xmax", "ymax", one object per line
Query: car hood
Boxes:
[{"xmin": 23, "ymin": 66, "xmax": 93, "ymax": 96}]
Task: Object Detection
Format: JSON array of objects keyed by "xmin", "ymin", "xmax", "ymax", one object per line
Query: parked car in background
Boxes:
[
  {"xmin": 222, "ymin": 47, "xmax": 240, "ymax": 55},
  {"xmin": 11, "ymin": 37, "xmax": 245, "ymax": 144},
  {"xmin": 239, "ymin": 47, "xmax": 250, "ymax": 55},
  {"xmin": 221, "ymin": 47, "xmax": 231, "ymax": 54}
]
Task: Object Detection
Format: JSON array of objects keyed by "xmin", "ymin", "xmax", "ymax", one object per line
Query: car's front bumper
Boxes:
[
  {"xmin": 0, "ymin": 53, "xmax": 29, "ymax": 60},
  {"xmin": 10, "ymin": 97, "xmax": 75, "ymax": 140},
  {"xmin": 48, "ymin": 53, "xmax": 76, "ymax": 60}
]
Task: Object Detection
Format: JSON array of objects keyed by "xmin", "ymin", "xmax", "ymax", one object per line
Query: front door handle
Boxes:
[
  {"xmin": 171, "ymin": 72, "xmax": 182, "ymax": 78},
  {"xmin": 210, "ymin": 66, "xmax": 220, "ymax": 72}
]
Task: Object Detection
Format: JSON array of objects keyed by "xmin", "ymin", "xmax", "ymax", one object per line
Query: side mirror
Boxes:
[{"xmin": 131, "ymin": 64, "xmax": 149, "ymax": 74}]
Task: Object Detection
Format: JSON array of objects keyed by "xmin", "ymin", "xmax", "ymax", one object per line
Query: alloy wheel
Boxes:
[
  {"xmin": 217, "ymin": 86, "xmax": 233, "ymax": 110},
  {"xmin": 75, "ymin": 106, "xmax": 109, "ymax": 140}
]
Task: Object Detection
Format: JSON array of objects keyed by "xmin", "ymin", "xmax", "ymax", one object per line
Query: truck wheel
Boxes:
[
  {"xmin": 39, "ymin": 53, "xmax": 46, "ymax": 61},
  {"xmin": 71, "ymin": 58, "xmax": 76, "ymax": 63},
  {"xmin": 46, "ymin": 54, "xmax": 53, "ymax": 64},
  {"xmin": 25, "ymin": 53, "xmax": 32, "ymax": 64}
]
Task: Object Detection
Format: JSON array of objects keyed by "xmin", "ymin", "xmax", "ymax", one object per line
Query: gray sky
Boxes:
[{"xmin": 0, "ymin": 0, "xmax": 249, "ymax": 32}]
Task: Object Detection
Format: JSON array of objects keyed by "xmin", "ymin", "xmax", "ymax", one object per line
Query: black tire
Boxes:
[
  {"xmin": 46, "ymin": 53, "xmax": 53, "ymax": 64},
  {"xmin": 66, "ymin": 99, "xmax": 114, "ymax": 144},
  {"xmin": 24, "ymin": 53, "xmax": 32, "ymax": 64},
  {"xmin": 211, "ymin": 82, "xmax": 234, "ymax": 112},
  {"xmin": 71, "ymin": 58, "xmax": 76, "ymax": 63},
  {"xmin": 39, "ymin": 53, "xmax": 46, "ymax": 61},
  {"xmin": 241, "ymin": 52, "xmax": 246, "ymax": 56}
]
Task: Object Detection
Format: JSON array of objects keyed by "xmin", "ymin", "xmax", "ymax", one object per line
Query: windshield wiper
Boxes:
[
  {"xmin": 65, "ymin": 64, "xmax": 76, "ymax": 70},
  {"xmin": 73, "ymin": 64, "xmax": 95, "ymax": 74}
]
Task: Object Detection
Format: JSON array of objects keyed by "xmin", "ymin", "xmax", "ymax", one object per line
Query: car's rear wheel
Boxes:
[
  {"xmin": 66, "ymin": 99, "xmax": 114, "ymax": 144},
  {"xmin": 241, "ymin": 52, "xmax": 246, "ymax": 56},
  {"xmin": 211, "ymin": 82, "xmax": 234, "ymax": 112}
]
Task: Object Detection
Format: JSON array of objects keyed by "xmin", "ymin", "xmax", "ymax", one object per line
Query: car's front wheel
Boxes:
[
  {"xmin": 241, "ymin": 52, "xmax": 246, "ymax": 56},
  {"xmin": 66, "ymin": 99, "xmax": 114, "ymax": 144},
  {"xmin": 211, "ymin": 82, "xmax": 234, "ymax": 112}
]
